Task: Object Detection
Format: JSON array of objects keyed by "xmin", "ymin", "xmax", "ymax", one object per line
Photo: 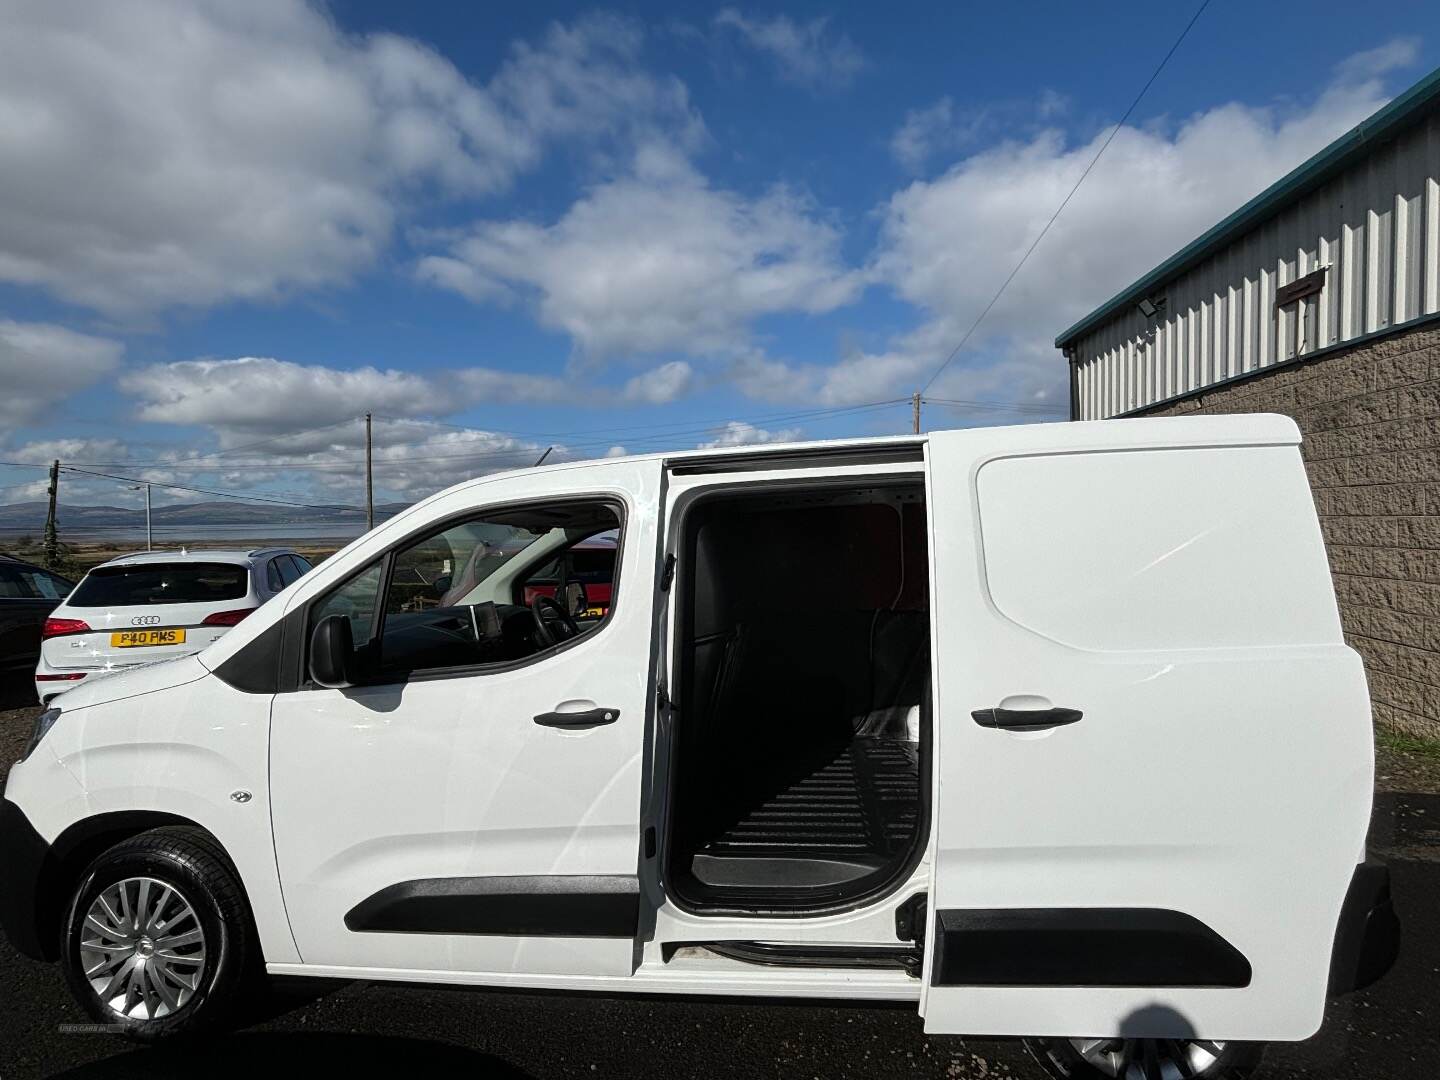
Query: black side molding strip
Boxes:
[
  {"xmin": 931, "ymin": 908, "xmax": 1252, "ymax": 988},
  {"xmin": 344, "ymin": 875, "xmax": 640, "ymax": 937}
]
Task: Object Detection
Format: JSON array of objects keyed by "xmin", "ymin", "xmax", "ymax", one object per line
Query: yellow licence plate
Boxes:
[{"xmin": 111, "ymin": 628, "xmax": 186, "ymax": 648}]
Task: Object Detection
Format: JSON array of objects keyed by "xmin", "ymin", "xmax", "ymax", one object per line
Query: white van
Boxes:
[{"xmin": 0, "ymin": 416, "xmax": 1398, "ymax": 1079}]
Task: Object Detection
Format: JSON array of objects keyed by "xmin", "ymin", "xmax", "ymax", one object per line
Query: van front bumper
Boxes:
[
  {"xmin": 0, "ymin": 795, "xmax": 54, "ymax": 961},
  {"xmin": 1330, "ymin": 859, "xmax": 1400, "ymax": 995}
]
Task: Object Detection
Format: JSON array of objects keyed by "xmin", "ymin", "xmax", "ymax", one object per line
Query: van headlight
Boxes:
[{"xmin": 21, "ymin": 707, "xmax": 62, "ymax": 763}]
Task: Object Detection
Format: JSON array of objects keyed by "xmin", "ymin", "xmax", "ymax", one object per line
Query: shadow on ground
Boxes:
[
  {"xmin": 0, "ymin": 672, "xmax": 39, "ymax": 711},
  {"xmin": 1260, "ymin": 789, "xmax": 1440, "ymax": 1078},
  {"xmin": 46, "ymin": 1032, "xmax": 535, "ymax": 1080}
]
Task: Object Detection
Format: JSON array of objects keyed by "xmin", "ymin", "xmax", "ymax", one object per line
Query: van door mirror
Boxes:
[{"xmin": 310, "ymin": 614, "xmax": 356, "ymax": 688}]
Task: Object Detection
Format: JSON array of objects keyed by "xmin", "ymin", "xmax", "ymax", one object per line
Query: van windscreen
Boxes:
[{"xmin": 69, "ymin": 563, "xmax": 249, "ymax": 607}]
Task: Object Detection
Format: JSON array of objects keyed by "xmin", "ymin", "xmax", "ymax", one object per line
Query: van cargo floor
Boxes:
[{"xmin": 688, "ymin": 737, "xmax": 921, "ymax": 891}]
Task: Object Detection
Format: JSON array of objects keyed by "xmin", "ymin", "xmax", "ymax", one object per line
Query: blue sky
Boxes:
[{"xmin": 2, "ymin": 0, "xmax": 1439, "ymax": 508}]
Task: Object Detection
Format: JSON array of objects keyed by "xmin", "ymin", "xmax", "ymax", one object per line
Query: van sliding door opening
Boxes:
[{"xmin": 667, "ymin": 481, "xmax": 930, "ymax": 914}]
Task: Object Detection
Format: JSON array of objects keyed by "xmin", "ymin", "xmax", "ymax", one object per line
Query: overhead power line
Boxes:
[
  {"xmin": 0, "ymin": 398, "xmax": 923, "ymax": 509},
  {"xmin": 920, "ymin": 0, "xmax": 1212, "ymax": 393},
  {"xmin": 60, "ymin": 466, "xmax": 358, "ymax": 513},
  {"xmin": 82, "ymin": 417, "xmax": 364, "ymax": 469},
  {"xmin": 0, "ymin": 480, "xmax": 50, "ymax": 495},
  {"xmin": 78, "ymin": 400, "xmax": 911, "ymax": 473},
  {"xmin": 923, "ymin": 397, "xmax": 1067, "ymax": 415}
]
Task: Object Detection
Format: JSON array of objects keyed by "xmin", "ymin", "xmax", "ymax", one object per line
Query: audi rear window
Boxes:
[{"xmin": 68, "ymin": 563, "xmax": 249, "ymax": 607}]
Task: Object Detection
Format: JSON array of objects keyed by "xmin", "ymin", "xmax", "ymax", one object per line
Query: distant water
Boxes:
[{"xmin": 0, "ymin": 522, "xmax": 375, "ymax": 544}]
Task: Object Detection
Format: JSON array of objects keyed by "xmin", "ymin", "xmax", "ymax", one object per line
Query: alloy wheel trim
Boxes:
[
  {"xmin": 1067, "ymin": 1037, "xmax": 1229, "ymax": 1080},
  {"xmin": 78, "ymin": 875, "xmax": 209, "ymax": 1021}
]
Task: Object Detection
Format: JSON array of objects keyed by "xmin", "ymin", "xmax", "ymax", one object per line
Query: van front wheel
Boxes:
[
  {"xmin": 1025, "ymin": 1037, "xmax": 1264, "ymax": 1080},
  {"xmin": 60, "ymin": 827, "xmax": 257, "ymax": 1040}
]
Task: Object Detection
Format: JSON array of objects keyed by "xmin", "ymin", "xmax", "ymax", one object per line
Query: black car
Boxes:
[{"xmin": 0, "ymin": 554, "xmax": 74, "ymax": 673}]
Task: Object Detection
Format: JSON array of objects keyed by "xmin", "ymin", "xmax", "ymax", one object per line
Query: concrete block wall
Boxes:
[{"xmin": 1135, "ymin": 322, "xmax": 1440, "ymax": 741}]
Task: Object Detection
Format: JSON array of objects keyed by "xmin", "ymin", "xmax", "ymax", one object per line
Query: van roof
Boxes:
[{"xmin": 426, "ymin": 413, "xmax": 1298, "ymax": 499}]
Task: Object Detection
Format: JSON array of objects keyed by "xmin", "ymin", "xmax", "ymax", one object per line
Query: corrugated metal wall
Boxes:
[{"xmin": 1068, "ymin": 110, "xmax": 1440, "ymax": 420}]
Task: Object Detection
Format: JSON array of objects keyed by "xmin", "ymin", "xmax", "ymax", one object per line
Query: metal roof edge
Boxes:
[{"xmin": 1054, "ymin": 64, "xmax": 1440, "ymax": 350}]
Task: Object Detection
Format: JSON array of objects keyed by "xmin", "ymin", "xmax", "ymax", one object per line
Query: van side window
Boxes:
[
  {"xmin": 515, "ymin": 530, "xmax": 619, "ymax": 617},
  {"xmin": 306, "ymin": 500, "xmax": 623, "ymax": 685},
  {"xmin": 374, "ymin": 501, "xmax": 621, "ymax": 679},
  {"xmin": 308, "ymin": 561, "xmax": 384, "ymax": 663}
]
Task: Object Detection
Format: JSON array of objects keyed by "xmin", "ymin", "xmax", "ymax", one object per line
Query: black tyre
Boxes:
[
  {"xmin": 60, "ymin": 826, "xmax": 258, "ymax": 1040},
  {"xmin": 1025, "ymin": 1036, "xmax": 1265, "ymax": 1080}
]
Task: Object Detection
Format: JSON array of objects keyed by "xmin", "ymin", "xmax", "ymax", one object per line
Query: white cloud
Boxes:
[
  {"xmin": 835, "ymin": 40, "xmax": 1419, "ymax": 410},
  {"xmin": 698, "ymin": 420, "xmax": 801, "ymax": 448},
  {"xmin": 889, "ymin": 93, "xmax": 1069, "ymax": 173},
  {"xmin": 622, "ymin": 360, "xmax": 694, "ymax": 405},
  {"xmin": 419, "ymin": 148, "xmax": 863, "ymax": 357},
  {"xmin": 713, "ymin": 9, "xmax": 864, "ymax": 91},
  {"xmin": 119, "ymin": 354, "xmax": 699, "ymax": 451},
  {"xmin": 0, "ymin": 436, "xmax": 242, "ymax": 506},
  {"xmin": 890, "ymin": 98, "xmax": 980, "ymax": 172},
  {"xmin": 454, "ymin": 367, "xmax": 581, "ymax": 406},
  {"xmin": 290, "ymin": 419, "xmax": 547, "ymax": 502},
  {"xmin": 121, "ymin": 357, "xmax": 448, "ymax": 435},
  {"xmin": 728, "ymin": 350, "xmax": 816, "ymax": 402},
  {"xmin": 0, "ymin": 3, "xmax": 701, "ymax": 315},
  {"xmin": 461, "ymin": 357, "xmax": 697, "ymax": 406},
  {"xmin": 1336, "ymin": 38, "xmax": 1419, "ymax": 83},
  {"xmin": 0, "ymin": 320, "xmax": 123, "ymax": 424},
  {"xmin": 2, "ymin": 423, "xmax": 551, "ymax": 507}
]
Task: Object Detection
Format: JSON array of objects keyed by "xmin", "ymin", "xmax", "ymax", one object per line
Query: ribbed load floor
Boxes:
[{"xmin": 688, "ymin": 737, "xmax": 921, "ymax": 891}]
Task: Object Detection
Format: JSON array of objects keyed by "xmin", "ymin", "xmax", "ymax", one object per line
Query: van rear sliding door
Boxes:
[{"xmin": 920, "ymin": 416, "xmax": 1373, "ymax": 1041}]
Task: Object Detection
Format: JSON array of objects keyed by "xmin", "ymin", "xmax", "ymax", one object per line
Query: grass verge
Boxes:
[{"xmin": 1378, "ymin": 729, "xmax": 1440, "ymax": 759}]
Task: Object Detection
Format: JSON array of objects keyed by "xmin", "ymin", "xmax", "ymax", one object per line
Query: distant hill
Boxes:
[{"xmin": 0, "ymin": 500, "xmax": 410, "ymax": 531}]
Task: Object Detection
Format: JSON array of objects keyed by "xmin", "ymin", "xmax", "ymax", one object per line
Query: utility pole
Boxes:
[
  {"xmin": 364, "ymin": 412, "xmax": 374, "ymax": 532},
  {"xmin": 912, "ymin": 391, "xmax": 922, "ymax": 435},
  {"xmin": 131, "ymin": 483, "xmax": 152, "ymax": 551},
  {"xmin": 42, "ymin": 459, "xmax": 60, "ymax": 570}
]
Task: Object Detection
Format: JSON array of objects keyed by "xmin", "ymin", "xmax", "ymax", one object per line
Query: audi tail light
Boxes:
[
  {"xmin": 201, "ymin": 608, "xmax": 256, "ymax": 627},
  {"xmin": 42, "ymin": 617, "xmax": 90, "ymax": 638}
]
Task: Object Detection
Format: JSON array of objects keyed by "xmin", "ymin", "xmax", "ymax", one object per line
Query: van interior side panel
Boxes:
[{"xmin": 669, "ymin": 484, "xmax": 929, "ymax": 911}]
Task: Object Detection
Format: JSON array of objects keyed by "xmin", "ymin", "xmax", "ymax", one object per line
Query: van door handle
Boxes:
[
  {"xmin": 534, "ymin": 706, "xmax": 621, "ymax": 729},
  {"xmin": 972, "ymin": 706, "xmax": 1082, "ymax": 731}
]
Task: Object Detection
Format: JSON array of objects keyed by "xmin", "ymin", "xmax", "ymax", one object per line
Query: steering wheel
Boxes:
[{"xmin": 530, "ymin": 594, "xmax": 581, "ymax": 647}]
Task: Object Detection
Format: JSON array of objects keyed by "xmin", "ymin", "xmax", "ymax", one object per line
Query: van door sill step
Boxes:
[{"xmin": 699, "ymin": 940, "xmax": 922, "ymax": 978}]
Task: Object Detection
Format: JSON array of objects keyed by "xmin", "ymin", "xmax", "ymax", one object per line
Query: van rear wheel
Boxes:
[
  {"xmin": 60, "ymin": 827, "xmax": 256, "ymax": 1040},
  {"xmin": 1025, "ymin": 1036, "xmax": 1264, "ymax": 1080}
]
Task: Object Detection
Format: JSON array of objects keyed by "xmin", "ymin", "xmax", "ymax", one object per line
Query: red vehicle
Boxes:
[{"xmin": 519, "ymin": 534, "xmax": 617, "ymax": 616}]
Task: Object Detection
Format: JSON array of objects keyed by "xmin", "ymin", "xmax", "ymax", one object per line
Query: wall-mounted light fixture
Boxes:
[
  {"xmin": 1136, "ymin": 295, "xmax": 1166, "ymax": 319},
  {"xmin": 1275, "ymin": 266, "xmax": 1327, "ymax": 307}
]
